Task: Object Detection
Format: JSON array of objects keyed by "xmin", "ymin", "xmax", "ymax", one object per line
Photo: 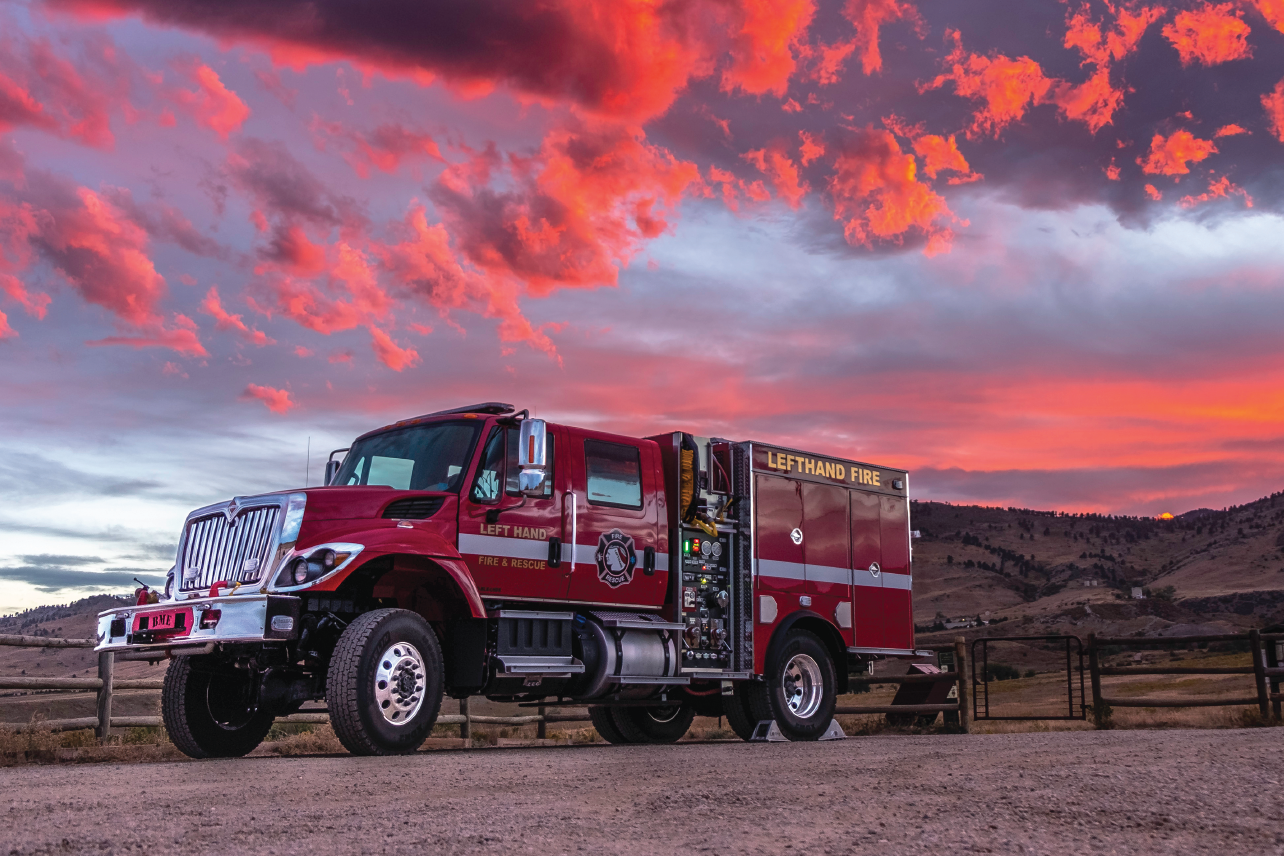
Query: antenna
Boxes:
[{"xmin": 306, "ymin": 436, "xmax": 311, "ymax": 487}]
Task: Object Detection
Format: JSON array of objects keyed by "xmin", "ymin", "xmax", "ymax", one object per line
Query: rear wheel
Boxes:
[
  {"xmin": 610, "ymin": 703, "xmax": 695, "ymax": 743},
  {"xmin": 326, "ymin": 608, "xmax": 443, "ymax": 756},
  {"xmin": 588, "ymin": 705, "xmax": 628, "ymax": 744},
  {"xmin": 765, "ymin": 630, "xmax": 836, "ymax": 741},
  {"xmin": 162, "ymin": 656, "xmax": 275, "ymax": 759},
  {"xmin": 722, "ymin": 681, "xmax": 771, "ymax": 741}
]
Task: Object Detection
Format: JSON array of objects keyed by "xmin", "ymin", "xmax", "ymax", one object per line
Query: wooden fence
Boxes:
[
  {"xmin": 4, "ymin": 629, "xmax": 1278, "ymax": 741},
  {"xmin": 1085, "ymin": 630, "xmax": 1283, "ymax": 726},
  {"xmin": 0, "ymin": 634, "xmax": 592, "ymax": 741},
  {"xmin": 837, "ymin": 638, "xmax": 970, "ymax": 729}
]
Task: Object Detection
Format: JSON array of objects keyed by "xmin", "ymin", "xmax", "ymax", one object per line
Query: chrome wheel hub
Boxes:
[
  {"xmin": 782, "ymin": 653, "xmax": 823, "ymax": 719},
  {"xmin": 374, "ymin": 641, "xmax": 425, "ymax": 726}
]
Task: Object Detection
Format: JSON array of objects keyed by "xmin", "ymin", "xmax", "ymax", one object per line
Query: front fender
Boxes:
[{"xmin": 301, "ymin": 527, "xmax": 485, "ymax": 619}]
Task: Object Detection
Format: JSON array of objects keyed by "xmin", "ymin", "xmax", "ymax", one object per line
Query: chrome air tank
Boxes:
[{"xmin": 571, "ymin": 614, "xmax": 681, "ymax": 700}]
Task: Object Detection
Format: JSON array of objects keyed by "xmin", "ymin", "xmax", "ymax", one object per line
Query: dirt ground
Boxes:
[{"xmin": 2, "ymin": 728, "xmax": 1281, "ymax": 856}]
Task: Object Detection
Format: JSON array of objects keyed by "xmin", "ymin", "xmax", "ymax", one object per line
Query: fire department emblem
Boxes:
[{"xmin": 595, "ymin": 529, "xmax": 637, "ymax": 588}]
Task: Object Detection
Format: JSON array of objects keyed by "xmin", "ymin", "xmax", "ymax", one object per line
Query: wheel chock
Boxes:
[
  {"xmin": 818, "ymin": 719, "xmax": 847, "ymax": 740},
  {"xmin": 749, "ymin": 720, "xmax": 788, "ymax": 742}
]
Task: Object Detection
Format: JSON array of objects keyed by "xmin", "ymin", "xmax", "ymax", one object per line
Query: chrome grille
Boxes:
[{"xmin": 180, "ymin": 504, "xmax": 280, "ymax": 591}]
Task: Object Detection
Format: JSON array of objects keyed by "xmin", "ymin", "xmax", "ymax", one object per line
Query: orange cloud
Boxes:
[
  {"xmin": 1064, "ymin": 3, "xmax": 1167, "ymax": 68},
  {"xmin": 828, "ymin": 127, "xmax": 956, "ymax": 255},
  {"xmin": 1264, "ymin": 79, "xmax": 1284, "ymax": 142},
  {"xmin": 241, "ymin": 383, "xmax": 293, "ymax": 414},
  {"xmin": 1050, "ymin": 68, "xmax": 1125, "ymax": 134},
  {"xmin": 925, "ymin": 30, "xmax": 1053, "ymax": 139},
  {"xmin": 1214, "ymin": 123, "xmax": 1249, "ymax": 136},
  {"xmin": 720, "ymin": 0, "xmax": 815, "ymax": 97},
  {"xmin": 1145, "ymin": 183, "xmax": 1163, "ymax": 200},
  {"xmin": 841, "ymin": 0, "xmax": 923, "ymax": 75},
  {"xmin": 804, "ymin": 39, "xmax": 856, "ymax": 85},
  {"xmin": 1162, "ymin": 3, "xmax": 1253, "ymax": 66},
  {"xmin": 1246, "ymin": 0, "xmax": 1284, "ymax": 31},
  {"xmin": 911, "ymin": 134, "xmax": 972, "ymax": 180},
  {"xmin": 742, "ymin": 145, "xmax": 808, "ymax": 208},
  {"xmin": 799, "ymin": 130, "xmax": 825, "ymax": 165},
  {"xmin": 167, "ymin": 62, "xmax": 250, "ymax": 140},
  {"xmin": 200, "ymin": 286, "xmax": 271, "ymax": 345},
  {"xmin": 368, "ymin": 325, "xmax": 419, "ymax": 371},
  {"xmin": 1178, "ymin": 175, "xmax": 1253, "ymax": 208},
  {"xmin": 313, "ymin": 118, "xmax": 444, "ymax": 178},
  {"xmin": 1138, "ymin": 130, "xmax": 1218, "ymax": 175}
]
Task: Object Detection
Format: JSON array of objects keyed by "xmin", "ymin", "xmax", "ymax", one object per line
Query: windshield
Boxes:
[{"xmin": 335, "ymin": 421, "xmax": 481, "ymax": 491}]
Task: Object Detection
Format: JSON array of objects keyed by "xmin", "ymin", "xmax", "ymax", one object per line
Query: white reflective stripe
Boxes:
[
  {"xmin": 458, "ymin": 533, "xmax": 668, "ymax": 572},
  {"xmin": 757, "ymin": 558, "xmax": 805, "ymax": 581},
  {"xmin": 806, "ymin": 563, "xmax": 849, "ymax": 585},
  {"xmin": 757, "ymin": 558, "xmax": 912, "ymax": 592},
  {"xmin": 458, "ymin": 533, "xmax": 548, "ymax": 562}
]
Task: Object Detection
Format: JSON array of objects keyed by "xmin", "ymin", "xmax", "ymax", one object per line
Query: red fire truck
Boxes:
[{"xmin": 95, "ymin": 403, "xmax": 914, "ymax": 757}]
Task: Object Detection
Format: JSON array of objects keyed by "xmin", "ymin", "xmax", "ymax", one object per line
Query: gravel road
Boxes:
[{"xmin": 3, "ymin": 728, "xmax": 1281, "ymax": 855}]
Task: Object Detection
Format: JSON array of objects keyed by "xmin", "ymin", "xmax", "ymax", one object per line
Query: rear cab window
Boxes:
[{"xmin": 585, "ymin": 439, "xmax": 642, "ymax": 509}]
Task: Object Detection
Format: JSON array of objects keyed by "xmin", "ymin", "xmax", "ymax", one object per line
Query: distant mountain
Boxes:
[
  {"xmin": 4, "ymin": 489, "xmax": 1283, "ymax": 649},
  {"xmin": 910, "ymin": 489, "xmax": 1284, "ymax": 636}
]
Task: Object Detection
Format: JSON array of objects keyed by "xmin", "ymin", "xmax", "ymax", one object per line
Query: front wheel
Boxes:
[
  {"xmin": 162, "ymin": 656, "xmax": 275, "ymax": 759},
  {"xmin": 765, "ymin": 630, "xmax": 837, "ymax": 741},
  {"xmin": 326, "ymin": 608, "xmax": 444, "ymax": 756}
]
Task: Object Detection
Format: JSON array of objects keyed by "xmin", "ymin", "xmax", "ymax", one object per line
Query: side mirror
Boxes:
[
  {"xmin": 517, "ymin": 419, "xmax": 548, "ymax": 495},
  {"xmin": 324, "ymin": 460, "xmax": 341, "ymax": 486}
]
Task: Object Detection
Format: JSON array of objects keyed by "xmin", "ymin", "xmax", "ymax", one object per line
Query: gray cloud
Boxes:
[
  {"xmin": 0, "ymin": 454, "xmax": 162, "ymax": 503},
  {"xmin": 18, "ymin": 554, "xmax": 104, "ymax": 567},
  {"xmin": 0, "ymin": 566, "xmax": 166, "ymax": 593}
]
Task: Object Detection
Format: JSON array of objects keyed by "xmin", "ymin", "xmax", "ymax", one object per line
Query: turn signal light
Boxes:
[{"xmin": 199, "ymin": 609, "xmax": 221, "ymax": 629}]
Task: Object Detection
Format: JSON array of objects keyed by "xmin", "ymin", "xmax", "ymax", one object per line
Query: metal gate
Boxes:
[{"xmin": 971, "ymin": 635, "xmax": 1087, "ymax": 721}]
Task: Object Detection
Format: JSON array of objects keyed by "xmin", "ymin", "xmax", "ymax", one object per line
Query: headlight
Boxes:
[
  {"xmin": 273, "ymin": 544, "xmax": 361, "ymax": 589},
  {"xmin": 163, "ymin": 569, "xmax": 175, "ymax": 600}
]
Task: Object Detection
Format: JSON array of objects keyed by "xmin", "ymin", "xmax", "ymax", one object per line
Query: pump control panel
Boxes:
[{"xmin": 680, "ymin": 529, "xmax": 732, "ymax": 669}]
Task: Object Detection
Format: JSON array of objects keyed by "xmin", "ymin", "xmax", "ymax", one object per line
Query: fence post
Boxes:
[
  {"xmin": 1087, "ymin": 633, "xmax": 1106, "ymax": 728},
  {"xmin": 95, "ymin": 651, "xmax": 114, "ymax": 743},
  {"xmin": 953, "ymin": 636, "xmax": 969, "ymax": 733},
  {"xmin": 459, "ymin": 696, "xmax": 471, "ymax": 742},
  {"xmin": 1249, "ymin": 629, "xmax": 1270, "ymax": 719},
  {"xmin": 537, "ymin": 702, "xmax": 547, "ymax": 740}
]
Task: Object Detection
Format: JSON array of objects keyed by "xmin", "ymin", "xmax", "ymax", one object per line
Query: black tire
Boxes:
[
  {"xmin": 162, "ymin": 656, "xmax": 275, "ymax": 759},
  {"xmin": 610, "ymin": 703, "xmax": 696, "ymax": 744},
  {"xmin": 326, "ymin": 608, "xmax": 443, "ymax": 756},
  {"xmin": 722, "ymin": 681, "xmax": 771, "ymax": 741},
  {"xmin": 588, "ymin": 705, "xmax": 628, "ymax": 744},
  {"xmin": 765, "ymin": 630, "xmax": 837, "ymax": 741}
]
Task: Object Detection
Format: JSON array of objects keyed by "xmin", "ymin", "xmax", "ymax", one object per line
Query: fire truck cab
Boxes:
[{"xmin": 95, "ymin": 403, "xmax": 914, "ymax": 757}]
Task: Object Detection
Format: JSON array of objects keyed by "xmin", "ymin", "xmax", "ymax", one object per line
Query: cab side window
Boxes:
[
  {"xmin": 585, "ymin": 440, "xmax": 642, "ymax": 509},
  {"xmin": 470, "ymin": 428, "xmax": 505, "ymax": 503}
]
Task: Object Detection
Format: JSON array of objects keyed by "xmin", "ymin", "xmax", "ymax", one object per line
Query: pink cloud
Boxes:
[{"xmin": 240, "ymin": 382, "xmax": 293, "ymax": 413}]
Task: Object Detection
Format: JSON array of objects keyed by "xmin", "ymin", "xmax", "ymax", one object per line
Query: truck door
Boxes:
[
  {"xmin": 564, "ymin": 432, "xmax": 666, "ymax": 608},
  {"xmin": 850, "ymin": 490, "xmax": 884, "ymax": 649},
  {"xmin": 879, "ymin": 495, "xmax": 913, "ymax": 651},
  {"xmin": 801, "ymin": 482, "xmax": 852, "ymax": 646},
  {"xmin": 754, "ymin": 474, "xmax": 805, "ymax": 614},
  {"xmin": 458, "ymin": 423, "xmax": 566, "ymax": 601}
]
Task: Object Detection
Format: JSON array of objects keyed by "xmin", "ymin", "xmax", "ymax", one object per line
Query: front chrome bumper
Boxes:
[{"xmin": 94, "ymin": 594, "xmax": 301, "ymax": 654}]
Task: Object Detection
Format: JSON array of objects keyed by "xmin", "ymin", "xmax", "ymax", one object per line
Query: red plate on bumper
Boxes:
[{"xmin": 132, "ymin": 608, "xmax": 191, "ymax": 634}]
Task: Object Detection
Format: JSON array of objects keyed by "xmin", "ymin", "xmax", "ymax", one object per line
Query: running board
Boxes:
[
  {"xmin": 593, "ymin": 611, "xmax": 686, "ymax": 632},
  {"xmin": 606, "ymin": 675, "xmax": 691, "ymax": 686},
  {"xmin": 495, "ymin": 655, "xmax": 585, "ymax": 677}
]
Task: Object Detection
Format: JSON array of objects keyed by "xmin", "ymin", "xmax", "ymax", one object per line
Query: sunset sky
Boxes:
[{"xmin": 2, "ymin": 0, "xmax": 1283, "ymax": 610}]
